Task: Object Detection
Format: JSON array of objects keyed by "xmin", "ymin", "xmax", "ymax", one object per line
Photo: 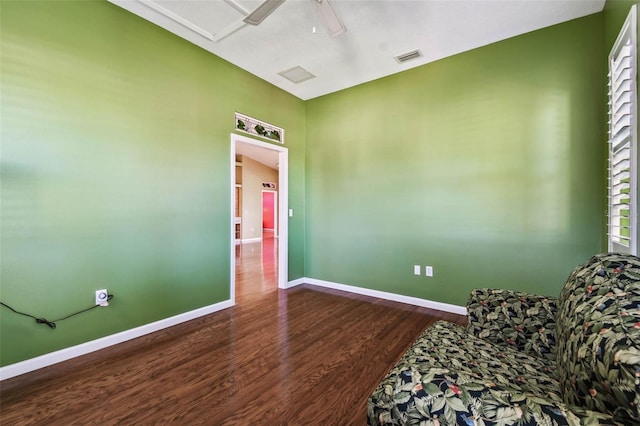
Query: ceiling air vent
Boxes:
[
  {"xmin": 278, "ymin": 66, "xmax": 316, "ymax": 84},
  {"xmin": 394, "ymin": 49, "xmax": 423, "ymax": 64}
]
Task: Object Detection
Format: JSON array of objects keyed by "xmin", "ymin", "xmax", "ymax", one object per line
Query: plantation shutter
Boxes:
[{"xmin": 608, "ymin": 5, "xmax": 638, "ymax": 255}]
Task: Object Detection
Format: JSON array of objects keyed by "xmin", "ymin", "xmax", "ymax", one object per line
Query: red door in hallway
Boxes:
[{"xmin": 262, "ymin": 191, "xmax": 276, "ymax": 234}]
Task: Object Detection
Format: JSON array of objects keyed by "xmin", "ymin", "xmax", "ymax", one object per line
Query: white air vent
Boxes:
[
  {"xmin": 394, "ymin": 49, "xmax": 423, "ymax": 64},
  {"xmin": 278, "ymin": 66, "xmax": 316, "ymax": 84}
]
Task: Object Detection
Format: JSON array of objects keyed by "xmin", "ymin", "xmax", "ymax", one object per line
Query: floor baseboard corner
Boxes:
[{"xmin": 286, "ymin": 278, "xmax": 306, "ymax": 288}]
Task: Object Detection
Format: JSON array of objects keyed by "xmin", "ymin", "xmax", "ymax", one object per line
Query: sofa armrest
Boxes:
[{"xmin": 466, "ymin": 288, "xmax": 558, "ymax": 360}]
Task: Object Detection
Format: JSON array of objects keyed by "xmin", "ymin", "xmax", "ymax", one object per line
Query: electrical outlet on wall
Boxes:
[
  {"xmin": 414, "ymin": 265, "xmax": 421, "ymax": 275},
  {"xmin": 425, "ymin": 266, "xmax": 434, "ymax": 277},
  {"xmin": 95, "ymin": 289, "xmax": 109, "ymax": 306}
]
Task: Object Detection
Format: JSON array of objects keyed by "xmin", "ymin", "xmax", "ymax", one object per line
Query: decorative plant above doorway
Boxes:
[{"xmin": 235, "ymin": 112, "xmax": 285, "ymax": 144}]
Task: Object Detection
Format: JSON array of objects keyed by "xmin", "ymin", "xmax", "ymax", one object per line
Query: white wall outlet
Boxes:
[
  {"xmin": 414, "ymin": 265, "xmax": 421, "ymax": 275},
  {"xmin": 289, "ymin": 209, "xmax": 293, "ymax": 217},
  {"xmin": 425, "ymin": 266, "xmax": 434, "ymax": 277},
  {"xmin": 95, "ymin": 289, "xmax": 109, "ymax": 306}
]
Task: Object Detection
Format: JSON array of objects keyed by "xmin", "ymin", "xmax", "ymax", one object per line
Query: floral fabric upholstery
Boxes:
[
  {"xmin": 368, "ymin": 253, "xmax": 640, "ymax": 425},
  {"xmin": 555, "ymin": 253, "xmax": 640, "ymax": 424},
  {"xmin": 368, "ymin": 321, "xmax": 614, "ymax": 425},
  {"xmin": 466, "ymin": 288, "xmax": 558, "ymax": 361}
]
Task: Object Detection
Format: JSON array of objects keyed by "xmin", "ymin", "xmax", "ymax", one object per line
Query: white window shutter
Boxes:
[{"xmin": 608, "ymin": 5, "xmax": 638, "ymax": 255}]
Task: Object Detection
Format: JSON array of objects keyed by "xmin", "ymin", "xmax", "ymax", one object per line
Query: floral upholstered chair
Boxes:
[{"xmin": 368, "ymin": 253, "xmax": 640, "ymax": 425}]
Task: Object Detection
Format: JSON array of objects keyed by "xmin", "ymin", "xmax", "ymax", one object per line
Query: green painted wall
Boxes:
[
  {"xmin": 0, "ymin": 0, "xmax": 616, "ymax": 369},
  {"xmin": 0, "ymin": 0, "xmax": 305, "ymax": 366},
  {"xmin": 305, "ymin": 15, "xmax": 606, "ymax": 306}
]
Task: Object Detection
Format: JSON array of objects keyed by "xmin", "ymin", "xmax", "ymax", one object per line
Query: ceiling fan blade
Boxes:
[
  {"xmin": 243, "ymin": 0, "xmax": 286, "ymax": 26},
  {"xmin": 213, "ymin": 0, "xmax": 280, "ymax": 42},
  {"xmin": 312, "ymin": 0, "xmax": 346, "ymax": 37}
]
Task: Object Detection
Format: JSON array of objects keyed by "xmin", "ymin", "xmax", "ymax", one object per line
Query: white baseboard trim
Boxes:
[
  {"xmin": 0, "ymin": 299, "xmax": 234, "ymax": 381},
  {"xmin": 286, "ymin": 278, "xmax": 306, "ymax": 289},
  {"xmin": 241, "ymin": 237, "xmax": 262, "ymax": 244},
  {"xmin": 303, "ymin": 277, "xmax": 467, "ymax": 316},
  {"xmin": 1, "ymin": 280, "xmax": 465, "ymax": 380}
]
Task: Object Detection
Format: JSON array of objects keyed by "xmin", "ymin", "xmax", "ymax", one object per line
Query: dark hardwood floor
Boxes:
[{"xmin": 1, "ymin": 233, "xmax": 466, "ymax": 425}]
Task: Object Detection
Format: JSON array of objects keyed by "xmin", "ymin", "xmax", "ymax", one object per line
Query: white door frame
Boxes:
[
  {"xmin": 230, "ymin": 134, "xmax": 288, "ymax": 304},
  {"xmin": 261, "ymin": 190, "xmax": 278, "ymax": 236}
]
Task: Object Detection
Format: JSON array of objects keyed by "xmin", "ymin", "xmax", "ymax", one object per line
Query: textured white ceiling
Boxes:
[{"xmin": 109, "ymin": 0, "xmax": 605, "ymax": 100}]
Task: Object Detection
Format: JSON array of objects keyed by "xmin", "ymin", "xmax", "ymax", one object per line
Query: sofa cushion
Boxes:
[
  {"xmin": 368, "ymin": 321, "xmax": 614, "ymax": 425},
  {"xmin": 467, "ymin": 288, "xmax": 558, "ymax": 361},
  {"xmin": 555, "ymin": 253, "xmax": 640, "ymax": 424}
]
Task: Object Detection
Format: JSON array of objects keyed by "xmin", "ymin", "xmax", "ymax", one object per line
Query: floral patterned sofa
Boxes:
[{"xmin": 368, "ymin": 253, "xmax": 640, "ymax": 425}]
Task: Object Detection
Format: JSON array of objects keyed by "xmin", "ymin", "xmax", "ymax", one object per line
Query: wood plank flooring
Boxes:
[{"xmin": 1, "ymin": 234, "xmax": 466, "ymax": 425}]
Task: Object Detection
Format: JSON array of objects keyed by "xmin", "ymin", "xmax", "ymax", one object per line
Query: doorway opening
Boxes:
[{"xmin": 230, "ymin": 134, "xmax": 288, "ymax": 305}]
